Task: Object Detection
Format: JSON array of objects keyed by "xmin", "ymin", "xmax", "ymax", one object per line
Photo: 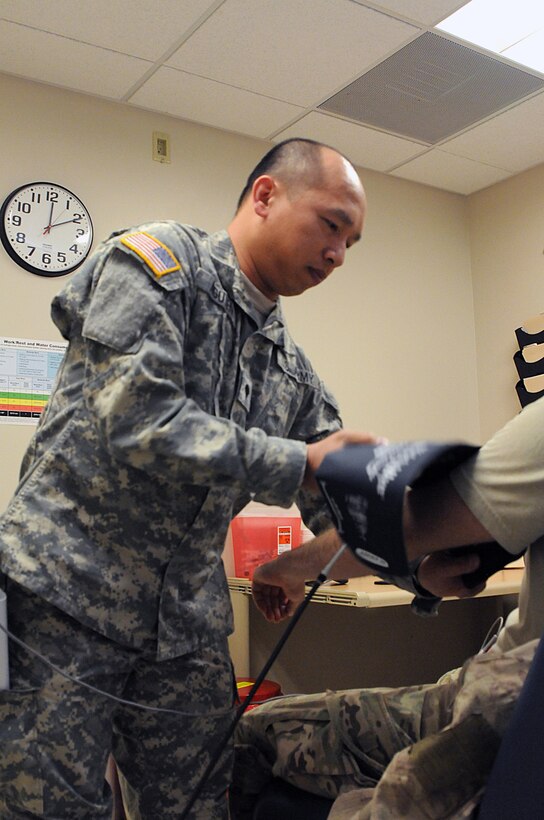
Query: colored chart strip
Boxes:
[{"xmin": 0, "ymin": 393, "xmax": 48, "ymax": 416}]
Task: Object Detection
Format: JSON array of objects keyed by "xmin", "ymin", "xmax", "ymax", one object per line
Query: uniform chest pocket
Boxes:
[
  {"xmin": 276, "ymin": 349, "xmax": 321, "ymax": 389},
  {"xmin": 244, "ymin": 348, "xmax": 319, "ymax": 433}
]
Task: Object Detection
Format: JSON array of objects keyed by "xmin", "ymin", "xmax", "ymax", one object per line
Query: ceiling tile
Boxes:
[
  {"xmin": 273, "ymin": 111, "xmax": 426, "ymax": 172},
  {"xmin": 319, "ymin": 32, "xmax": 544, "ymax": 145},
  {"xmin": 166, "ymin": 0, "xmax": 418, "ymax": 107},
  {"xmin": 0, "ymin": 0, "xmax": 541, "ymax": 195},
  {"xmin": 354, "ymin": 1, "xmax": 470, "ymax": 27},
  {"xmin": 0, "ymin": 0, "xmax": 219, "ymax": 61},
  {"xmin": 391, "ymin": 148, "xmax": 511, "ymax": 194},
  {"xmin": 439, "ymin": 91, "xmax": 544, "ymax": 173},
  {"xmin": 130, "ymin": 66, "xmax": 303, "ymax": 139},
  {"xmin": 0, "ymin": 21, "xmax": 151, "ymax": 98}
]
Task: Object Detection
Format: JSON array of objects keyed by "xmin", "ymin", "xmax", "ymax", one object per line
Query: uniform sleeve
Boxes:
[
  {"xmin": 291, "ymin": 371, "xmax": 343, "ymax": 535},
  {"xmin": 78, "ymin": 231, "xmax": 307, "ymax": 507},
  {"xmin": 450, "ymin": 398, "xmax": 544, "ymax": 553}
]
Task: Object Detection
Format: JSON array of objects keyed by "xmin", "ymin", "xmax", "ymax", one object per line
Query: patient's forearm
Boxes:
[
  {"xmin": 403, "ymin": 478, "xmax": 493, "ymax": 561},
  {"xmin": 271, "ymin": 527, "xmax": 372, "ymax": 582}
]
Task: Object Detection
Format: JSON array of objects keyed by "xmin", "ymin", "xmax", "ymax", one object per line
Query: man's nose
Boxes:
[{"xmin": 325, "ymin": 241, "xmax": 346, "ymax": 269}]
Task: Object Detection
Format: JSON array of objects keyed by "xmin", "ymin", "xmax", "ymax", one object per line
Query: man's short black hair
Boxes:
[{"xmin": 236, "ymin": 138, "xmax": 351, "ymax": 211}]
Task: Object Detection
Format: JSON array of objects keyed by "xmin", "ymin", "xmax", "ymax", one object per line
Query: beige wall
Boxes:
[
  {"xmin": 468, "ymin": 165, "xmax": 544, "ymax": 440},
  {"xmin": 282, "ymin": 168, "xmax": 478, "ymax": 440},
  {"xmin": 0, "ymin": 71, "xmax": 498, "ymax": 514}
]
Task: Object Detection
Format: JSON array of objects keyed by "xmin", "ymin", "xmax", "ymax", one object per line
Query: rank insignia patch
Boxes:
[{"xmin": 120, "ymin": 232, "xmax": 181, "ymax": 277}]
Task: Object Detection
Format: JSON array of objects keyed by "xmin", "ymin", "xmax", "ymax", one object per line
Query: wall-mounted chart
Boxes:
[{"xmin": 0, "ymin": 336, "xmax": 67, "ymax": 424}]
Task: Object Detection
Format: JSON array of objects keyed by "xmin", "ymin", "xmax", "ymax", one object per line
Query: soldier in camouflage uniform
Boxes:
[
  {"xmin": 0, "ymin": 138, "xmax": 369, "ymax": 818},
  {"xmin": 231, "ymin": 397, "xmax": 544, "ymax": 818}
]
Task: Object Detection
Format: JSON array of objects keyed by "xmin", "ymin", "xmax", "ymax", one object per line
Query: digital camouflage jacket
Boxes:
[{"xmin": 0, "ymin": 223, "xmax": 340, "ymax": 659}]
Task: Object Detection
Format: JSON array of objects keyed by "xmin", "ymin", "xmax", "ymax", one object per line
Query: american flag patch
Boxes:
[{"xmin": 120, "ymin": 231, "xmax": 181, "ymax": 277}]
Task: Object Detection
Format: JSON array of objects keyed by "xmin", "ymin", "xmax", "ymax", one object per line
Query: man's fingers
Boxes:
[
  {"xmin": 304, "ymin": 429, "xmax": 387, "ymax": 490},
  {"xmin": 252, "ymin": 578, "xmax": 298, "ymax": 622},
  {"xmin": 336, "ymin": 429, "xmax": 385, "ymax": 445}
]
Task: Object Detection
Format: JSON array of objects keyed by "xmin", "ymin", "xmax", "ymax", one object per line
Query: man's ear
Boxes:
[{"xmin": 252, "ymin": 175, "xmax": 276, "ymax": 218}]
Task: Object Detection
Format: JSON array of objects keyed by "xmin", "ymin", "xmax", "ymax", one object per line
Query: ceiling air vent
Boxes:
[{"xmin": 319, "ymin": 31, "xmax": 544, "ymax": 144}]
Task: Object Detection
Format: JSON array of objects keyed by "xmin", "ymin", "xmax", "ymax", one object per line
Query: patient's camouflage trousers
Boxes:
[{"xmin": 230, "ymin": 639, "xmax": 537, "ymax": 819}]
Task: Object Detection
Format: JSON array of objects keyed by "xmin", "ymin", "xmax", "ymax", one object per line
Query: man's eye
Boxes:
[{"xmin": 323, "ymin": 218, "xmax": 338, "ymax": 232}]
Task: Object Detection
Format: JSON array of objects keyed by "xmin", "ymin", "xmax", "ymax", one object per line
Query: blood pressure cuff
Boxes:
[{"xmin": 316, "ymin": 440, "xmax": 524, "ymax": 616}]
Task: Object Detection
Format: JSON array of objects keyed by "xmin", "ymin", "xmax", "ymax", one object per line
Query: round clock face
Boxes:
[{"xmin": 0, "ymin": 182, "xmax": 93, "ymax": 277}]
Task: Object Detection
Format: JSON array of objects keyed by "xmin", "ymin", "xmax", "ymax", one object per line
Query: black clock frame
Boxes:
[{"xmin": 0, "ymin": 182, "xmax": 94, "ymax": 277}]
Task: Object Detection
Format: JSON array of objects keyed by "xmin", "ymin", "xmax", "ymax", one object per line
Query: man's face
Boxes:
[{"xmin": 252, "ymin": 153, "xmax": 366, "ymax": 300}]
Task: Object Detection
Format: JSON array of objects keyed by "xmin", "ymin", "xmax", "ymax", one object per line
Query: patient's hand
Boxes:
[
  {"xmin": 252, "ymin": 561, "xmax": 306, "ymax": 623},
  {"xmin": 417, "ymin": 551, "xmax": 486, "ymax": 598}
]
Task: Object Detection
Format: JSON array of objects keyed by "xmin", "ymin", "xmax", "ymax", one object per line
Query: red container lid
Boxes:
[{"xmin": 236, "ymin": 677, "xmax": 282, "ymax": 705}]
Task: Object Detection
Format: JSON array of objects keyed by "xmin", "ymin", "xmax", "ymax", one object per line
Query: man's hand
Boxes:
[
  {"xmin": 417, "ymin": 551, "xmax": 486, "ymax": 599},
  {"xmin": 252, "ymin": 560, "xmax": 307, "ymax": 623},
  {"xmin": 304, "ymin": 429, "xmax": 385, "ymax": 491},
  {"xmin": 251, "ymin": 528, "xmax": 364, "ymax": 622}
]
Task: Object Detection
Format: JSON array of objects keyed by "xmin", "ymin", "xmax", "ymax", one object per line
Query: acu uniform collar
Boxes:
[{"xmin": 209, "ymin": 230, "xmax": 289, "ymax": 347}]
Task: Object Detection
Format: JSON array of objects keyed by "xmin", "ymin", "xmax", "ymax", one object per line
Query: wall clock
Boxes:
[{"xmin": 0, "ymin": 182, "xmax": 93, "ymax": 277}]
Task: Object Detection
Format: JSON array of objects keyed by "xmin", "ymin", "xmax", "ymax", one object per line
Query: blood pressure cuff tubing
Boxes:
[{"xmin": 316, "ymin": 441, "xmax": 524, "ymax": 616}]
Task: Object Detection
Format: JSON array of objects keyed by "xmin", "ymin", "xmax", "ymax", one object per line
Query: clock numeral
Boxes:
[
  {"xmin": 69, "ymin": 244, "xmax": 78, "ymax": 253},
  {"xmin": 76, "ymin": 228, "xmax": 85, "ymax": 237},
  {"xmin": 42, "ymin": 253, "xmax": 51, "ymax": 265},
  {"xmin": 46, "ymin": 191, "xmax": 59, "ymax": 202},
  {"xmin": 16, "ymin": 232, "xmax": 26, "ymax": 244},
  {"xmin": 57, "ymin": 252, "xmax": 66, "ymax": 263},
  {"xmin": 73, "ymin": 213, "xmax": 84, "ymax": 223},
  {"xmin": 11, "ymin": 215, "xmax": 22, "ymax": 226},
  {"xmin": 30, "ymin": 192, "xmax": 41, "ymax": 203},
  {"xmin": 27, "ymin": 246, "xmax": 36, "ymax": 257},
  {"xmin": 17, "ymin": 202, "xmax": 31, "ymax": 214}
]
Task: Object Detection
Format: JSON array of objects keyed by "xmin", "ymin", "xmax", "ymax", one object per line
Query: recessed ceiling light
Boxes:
[{"xmin": 437, "ymin": 0, "xmax": 544, "ymax": 73}]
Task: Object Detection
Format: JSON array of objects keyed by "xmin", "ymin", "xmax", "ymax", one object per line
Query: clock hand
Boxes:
[
  {"xmin": 42, "ymin": 202, "xmax": 55, "ymax": 235},
  {"xmin": 46, "ymin": 218, "xmax": 80, "ymax": 229}
]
